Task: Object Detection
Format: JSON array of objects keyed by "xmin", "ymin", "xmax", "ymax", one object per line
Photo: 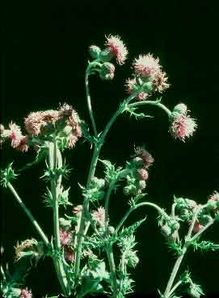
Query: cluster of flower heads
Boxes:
[
  {"xmin": 169, "ymin": 103, "xmax": 197, "ymax": 142},
  {"xmin": 88, "ymin": 34, "xmax": 128, "ymax": 80},
  {"xmin": 160, "ymin": 191, "xmax": 219, "ymax": 243},
  {"xmin": 88, "ymin": 34, "xmax": 169, "ymax": 100},
  {"xmin": 0, "ymin": 104, "xmax": 82, "ymax": 151},
  {"xmin": 125, "ymin": 53, "xmax": 170, "ymax": 100},
  {"xmin": 124, "ymin": 147, "xmax": 154, "ymax": 195}
]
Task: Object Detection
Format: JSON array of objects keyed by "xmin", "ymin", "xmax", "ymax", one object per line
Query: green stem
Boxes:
[
  {"xmin": 116, "ymin": 201, "xmax": 169, "ymax": 233},
  {"xmin": 167, "ymin": 280, "xmax": 183, "ymax": 297},
  {"xmin": 106, "ymin": 244, "xmax": 118, "ymax": 297},
  {"xmin": 163, "ymin": 248, "xmax": 187, "ymax": 298},
  {"xmin": 128, "ymin": 100, "xmax": 172, "ymax": 117},
  {"xmin": 104, "ymin": 181, "xmax": 116, "ymax": 226},
  {"xmin": 85, "ymin": 69, "xmax": 97, "ymax": 137},
  {"xmin": 48, "ymin": 141, "xmax": 70, "ymax": 296},
  {"xmin": 7, "ymin": 182, "xmax": 49, "ymax": 246},
  {"xmin": 74, "ymin": 93, "xmax": 137, "ymax": 279}
]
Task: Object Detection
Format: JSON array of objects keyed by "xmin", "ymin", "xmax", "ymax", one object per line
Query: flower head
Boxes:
[
  {"xmin": 14, "ymin": 239, "xmax": 39, "ymax": 261},
  {"xmin": 137, "ymin": 168, "xmax": 149, "ymax": 180},
  {"xmin": 170, "ymin": 113, "xmax": 197, "ymax": 142},
  {"xmin": 24, "ymin": 104, "xmax": 81, "ymax": 148},
  {"xmin": 105, "ymin": 35, "xmax": 128, "ymax": 65},
  {"xmin": 99, "ymin": 62, "xmax": 115, "ymax": 80},
  {"xmin": 92, "ymin": 206, "xmax": 105, "ymax": 226},
  {"xmin": 153, "ymin": 70, "xmax": 170, "ymax": 93},
  {"xmin": 134, "ymin": 147, "xmax": 154, "ymax": 168},
  {"xmin": 24, "ymin": 110, "xmax": 59, "ymax": 136},
  {"xmin": 125, "ymin": 77, "xmax": 138, "ymax": 94},
  {"xmin": 207, "ymin": 191, "xmax": 219, "ymax": 211},
  {"xmin": 133, "ymin": 54, "xmax": 161, "ymax": 78},
  {"xmin": 64, "ymin": 247, "xmax": 75, "ymax": 262},
  {"xmin": 20, "ymin": 288, "xmax": 32, "ymax": 298},
  {"xmin": 59, "ymin": 229, "xmax": 72, "ymax": 246},
  {"xmin": 7, "ymin": 122, "xmax": 24, "ymax": 148}
]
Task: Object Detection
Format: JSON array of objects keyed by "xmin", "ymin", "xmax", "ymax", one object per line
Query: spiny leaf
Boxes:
[{"xmin": 191, "ymin": 240, "xmax": 219, "ymax": 252}]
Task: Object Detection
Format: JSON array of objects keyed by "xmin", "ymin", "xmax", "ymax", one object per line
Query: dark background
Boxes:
[{"xmin": 1, "ymin": 0, "xmax": 219, "ymax": 297}]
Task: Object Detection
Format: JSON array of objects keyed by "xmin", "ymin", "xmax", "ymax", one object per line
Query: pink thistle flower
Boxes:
[
  {"xmin": 64, "ymin": 247, "xmax": 75, "ymax": 262},
  {"xmin": 152, "ymin": 70, "xmax": 170, "ymax": 93},
  {"xmin": 137, "ymin": 168, "xmax": 149, "ymax": 180},
  {"xmin": 105, "ymin": 35, "xmax": 128, "ymax": 65},
  {"xmin": 92, "ymin": 206, "xmax": 105, "ymax": 226},
  {"xmin": 73, "ymin": 204, "xmax": 83, "ymax": 216},
  {"xmin": 133, "ymin": 54, "xmax": 161, "ymax": 78},
  {"xmin": 192, "ymin": 221, "xmax": 204, "ymax": 233},
  {"xmin": 8, "ymin": 122, "xmax": 23, "ymax": 148},
  {"xmin": 170, "ymin": 114, "xmax": 197, "ymax": 142},
  {"xmin": 136, "ymin": 91, "xmax": 148, "ymax": 101},
  {"xmin": 24, "ymin": 110, "xmax": 59, "ymax": 136},
  {"xmin": 59, "ymin": 103, "xmax": 82, "ymax": 147},
  {"xmin": 20, "ymin": 288, "xmax": 32, "ymax": 298},
  {"xmin": 207, "ymin": 191, "xmax": 219, "ymax": 211},
  {"xmin": 125, "ymin": 77, "xmax": 138, "ymax": 94},
  {"xmin": 59, "ymin": 229, "xmax": 72, "ymax": 246},
  {"xmin": 134, "ymin": 147, "xmax": 154, "ymax": 169},
  {"xmin": 15, "ymin": 136, "xmax": 29, "ymax": 152}
]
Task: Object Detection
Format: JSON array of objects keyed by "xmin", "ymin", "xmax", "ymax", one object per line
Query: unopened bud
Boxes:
[
  {"xmin": 173, "ymin": 103, "xmax": 188, "ymax": 115},
  {"xmin": 0, "ymin": 124, "xmax": 4, "ymax": 135},
  {"xmin": 138, "ymin": 180, "xmax": 146, "ymax": 190},
  {"xmin": 137, "ymin": 168, "xmax": 149, "ymax": 180},
  {"xmin": 89, "ymin": 45, "xmax": 101, "ymax": 59},
  {"xmin": 99, "ymin": 62, "xmax": 115, "ymax": 80}
]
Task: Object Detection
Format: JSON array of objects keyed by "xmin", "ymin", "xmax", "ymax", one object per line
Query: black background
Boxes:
[{"xmin": 1, "ymin": 0, "xmax": 219, "ymax": 297}]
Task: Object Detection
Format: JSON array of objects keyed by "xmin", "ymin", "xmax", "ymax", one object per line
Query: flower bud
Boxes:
[
  {"xmin": 0, "ymin": 124, "xmax": 4, "ymax": 135},
  {"xmin": 108, "ymin": 226, "xmax": 115, "ymax": 234},
  {"xmin": 91, "ymin": 177, "xmax": 105, "ymax": 188},
  {"xmin": 173, "ymin": 103, "xmax": 187, "ymax": 115},
  {"xmin": 192, "ymin": 221, "xmax": 204, "ymax": 233},
  {"xmin": 89, "ymin": 45, "xmax": 101, "ymax": 59},
  {"xmin": 137, "ymin": 168, "xmax": 149, "ymax": 180},
  {"xmin": 99, "ymin": 62, "xmax": 115, "ymax": 80},
  {"xmin": 138, "ymin": 180, "xmax": 146, "ymax": 190},
  {"xmin": 161, "ymin": 224, "xmax": 172, "ymax": 237},
  {"xmin": 99, "ymin": 49, "xmax": 113, "ymax": 62}
]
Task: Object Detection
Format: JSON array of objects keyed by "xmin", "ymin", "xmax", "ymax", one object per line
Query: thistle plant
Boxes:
[{"xmin": 0, "ymin": 34, "xmax": 218, "ymax": 298}]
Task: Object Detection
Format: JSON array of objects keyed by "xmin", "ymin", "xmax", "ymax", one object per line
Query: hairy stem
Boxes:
[{"xmin": 7, "ymin": 183, "xmax": 49, "ymax": 246}]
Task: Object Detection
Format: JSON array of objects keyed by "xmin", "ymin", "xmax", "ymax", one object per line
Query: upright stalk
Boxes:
[
  {"xmin": 74, "ymin": 92, "xmax": 136, "ymax": 280},
  {"xmin": 48, "ymin": 141, "xmax": 70, "ymax": 296}
]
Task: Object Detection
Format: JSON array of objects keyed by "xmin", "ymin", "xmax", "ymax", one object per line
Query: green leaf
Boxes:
[
  {"xmin": 99, "ymin": 159, "xmax": 122, "ymax": 182},
  {"xmin": 118, "ymin": 217, "xmax": 146, "ymax": 238},
  {"xmin": 191, "ymin": 240, "xmax": 219, "ymax": 252},
  {"xmin": 0, "ymin": 163, "xmax": 18, "ymax": 188},
  {"xmin": 125, "ymin": 105, "xmax": 153, "ymax": 120}
]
